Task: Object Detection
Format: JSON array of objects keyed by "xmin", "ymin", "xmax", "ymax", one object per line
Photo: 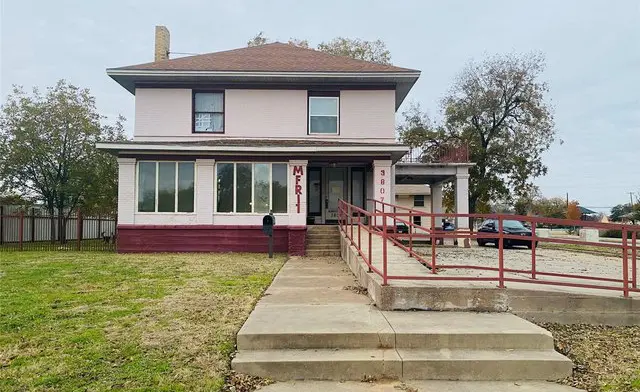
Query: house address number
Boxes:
[{"xmin": 378, "ymin": 169, "xmax": 386, "ymax": 202}]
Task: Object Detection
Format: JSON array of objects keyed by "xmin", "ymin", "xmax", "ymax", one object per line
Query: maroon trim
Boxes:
[
  {"xmin": 118, "ymin": 154, "xmax": 391, "ymax": 162},
  {"xmin": 136, "ymin": 82, "xmax": 396, "ymax": 91},
  {"xmin": 117, "ymin": 224, "xmax": 307, "ymax": 255},
  {"xmin": 117, "ymin": 224, "xmax": 305, "ymax": 230}
]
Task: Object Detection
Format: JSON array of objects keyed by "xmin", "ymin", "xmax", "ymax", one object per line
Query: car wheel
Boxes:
[
  {"xmin": 477, "ymin": 240, "xmax": 486, "ymax": 247},
  {"xmin": 504, "ymin": 240, "xmax": 512, "ymax": 248}
]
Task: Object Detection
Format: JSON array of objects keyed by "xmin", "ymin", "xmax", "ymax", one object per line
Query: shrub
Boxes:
[{"xmin": 599, "ymin": 229, "xmax": 634, "ymax": 239}]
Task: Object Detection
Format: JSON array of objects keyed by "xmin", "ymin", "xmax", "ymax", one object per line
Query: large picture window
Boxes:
[
  {"xmin": 137, "ymin": 161, "xmax": 195, "ymax": 213},
  {"xmin": 216, "ymin": 163, "xmax": 288, "ymax": 213},
  {"xmin": 308, "ymin": 94, "xmax": 339, "ymax": 134},
  {"xmin": 193, "ymin": 92, "xmax": 224, "ymax": 133}
]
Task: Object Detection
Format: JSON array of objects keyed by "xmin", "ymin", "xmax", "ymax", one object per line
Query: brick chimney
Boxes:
[{"xmin": 154, "ymin": 26, "xmax": 170, "ymax": 62}]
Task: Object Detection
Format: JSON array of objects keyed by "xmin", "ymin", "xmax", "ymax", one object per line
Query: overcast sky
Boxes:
[{"xmin": 1, "ymin": 0, "xmax": 638, "ymax": 212}]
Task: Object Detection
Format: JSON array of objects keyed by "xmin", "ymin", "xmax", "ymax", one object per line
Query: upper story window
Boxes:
[
  {"xmin": 308, "ymin": 93, "xmax": 339, "ymax": 134},
  {"xmin": 414, "ymin": 195, "xmax": 425, "ymax": 207},
  {"xmin": 138, "ymin": 161, "xmax": 195, "ymax": 213},
  {"xmin": 193, "ymin": 92, "xmax": 224, "ymax": 133}
]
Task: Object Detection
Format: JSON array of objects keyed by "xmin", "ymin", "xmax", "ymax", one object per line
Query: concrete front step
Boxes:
[
  {"xmin": 238, "ymin": 307, "xmax": 554, "ymax": 351},
  {"xmin": 232, "ymin": 348, "xmax": 572, "ymax": 381},
  {"xmin": 306, "ymin": 243, "xmax": 341, "ymax": 250},
  {"xmin": 306, "ymin": 233, "xmax": 341, "ymax": 240},
  {"xmin": 306, "ymin": 249, "xmax": 341, "ymax": 257},
  {"xmin": 307, "ymin": 226, "xmax": 339, "ymax": 233}
]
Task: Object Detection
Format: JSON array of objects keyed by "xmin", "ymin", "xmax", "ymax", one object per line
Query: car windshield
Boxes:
[{"xmin": 503, "ymin": 220, "xmax": 526, "ymax": 229}]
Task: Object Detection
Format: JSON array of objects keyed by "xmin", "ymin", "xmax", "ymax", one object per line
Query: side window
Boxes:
[
  {"xmin": 308, "ymin": 94, "xmax": 339, "ymax": 134},
  {"xmin": 137, "ymin": 161, "xmax": 195, "ymax": 213},
  {"xmin": 194, "ymin": 92, "xmax": 224, "ymax": 133},
  {"xmin": 413, "ymin": 195, "xmax": 425, "ymax": 207}
]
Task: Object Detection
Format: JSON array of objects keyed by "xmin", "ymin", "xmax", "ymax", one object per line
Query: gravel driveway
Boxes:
[{"xmin": 415, "ymin": 245, "xmax": 632, "ymax": 286}]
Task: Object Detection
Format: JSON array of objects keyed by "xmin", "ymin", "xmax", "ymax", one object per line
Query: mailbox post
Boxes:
[{"xmin": 262, "ymin": 211, "xmax": 276, "ymax": 258}]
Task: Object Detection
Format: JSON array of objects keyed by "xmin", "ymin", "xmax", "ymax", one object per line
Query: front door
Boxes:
[{"xmin": 325, "ymin": 167, "xmax": 346, "ymax": 223}]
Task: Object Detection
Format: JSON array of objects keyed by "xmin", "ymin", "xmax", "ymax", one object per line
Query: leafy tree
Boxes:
[
  {"xmin": 316, "ymin": 38, "xmax": 391, "ymax": 64},
  {"xmin": 0, "ymin": 80, "xmax": 127, "ymax": 241},
  {"xmin": 566, "ymin": 201, "xmax": 582, "ymax": 221},
  {"xmin": 531, "ymin": 197, "xmax": 567, "ymax": 219},
  {"xmin": 287, "ymin": 38, "xmax": 309, "ymax": 48},
  {"xmin": 246, "ymin": 33, "xmax": 391, "ymax": 64},
  {"xmin": 399, "ymin": 53, "xmax": 556, "ymax": 212},
  {"xmin": 247, "ymin": 31, "xmax": 269, "ymax": 47},
  {"xmin": 610, "ymin": 203, "xmax": 633, "ymax": 222}
]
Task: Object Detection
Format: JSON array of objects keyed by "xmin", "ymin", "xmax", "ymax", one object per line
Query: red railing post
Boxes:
[
  {"xmin": 430, "ymin": 214, "xmax": 436, "ymax": 273},
  {"xmin": 76, "ymin": 210, "xmax": 83, "ymax": 251},
  {"xmin": 357, "ymin": 211, "xmax": 361, "ymax": 250},
  {"xmin": 349, "ymin": 204, "xmax": 354, "ymax": 243},
  {"xmin": 622, "ymin": 227, "xmax": 629, "ymax": 297},
  {"xmin": 382, "ymin": 209, "xmax": 388, "ymax": 285},
  {"xmin": 19, "ymin": 210, "xmax": 24, "ymax": 251},
  {"xmin": 531, "ymin": 221, "xmax": 537, "ymax": 280},
  {"xmin": 409, "ymin": 210, "xmax": 413, "ymax": 256},
  {"xmin": 498, "ymin": 216, "xmax": 505, "ymax": 288},
  {"xmin": 632, "ymin": 230, "xmax": 637, "ymax": 289},
  {"xmin": 393, "ymin": 206, "xmax": 397, "ymax": 235},
  {"xmin": 368, "ymin": 214, "xmax": 372, "ymax": 273}
]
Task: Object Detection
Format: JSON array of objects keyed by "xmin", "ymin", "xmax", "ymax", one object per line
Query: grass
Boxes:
[
  {"xmin": 0, "ymin": 251, "xmax": 286, "ymax": 391},
  {"xmin": 540, "ymin": 323, "xmax": 640, "ymax": 392}
]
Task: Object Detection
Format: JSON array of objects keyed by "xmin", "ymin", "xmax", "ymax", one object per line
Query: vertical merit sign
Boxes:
[{"xmin": 293, "ymin": 166, "xmax": 304, "ymax": 213}]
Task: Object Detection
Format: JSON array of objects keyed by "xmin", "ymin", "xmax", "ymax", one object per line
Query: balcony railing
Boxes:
[{"xmin": 400, "ymin": 145, "xmax": 470, "ymax": 164}]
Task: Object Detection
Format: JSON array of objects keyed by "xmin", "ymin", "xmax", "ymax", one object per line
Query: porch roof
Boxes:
[{"xmin": 96, "ymin": 139, "xmax": 410, "ymax": 163}]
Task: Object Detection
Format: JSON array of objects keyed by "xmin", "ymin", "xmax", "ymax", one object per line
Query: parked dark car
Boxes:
[
  {"xmin": 477, "ymin": 219, "xmax": 535, "ymax": 249},
  {"xmin": 396, "ymin": 223, "xmax": 409, "ymax": 234}
]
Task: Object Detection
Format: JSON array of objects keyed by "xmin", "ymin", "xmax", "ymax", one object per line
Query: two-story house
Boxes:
[{"xmin": 98, "ymin": 26, "xmax": 472, "ymax": 255}]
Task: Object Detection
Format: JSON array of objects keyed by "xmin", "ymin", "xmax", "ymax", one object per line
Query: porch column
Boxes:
[
  {"xmin": 431, "ymin": 182, "xmax": 443, "ymax": 229},
  {"xmin": 196, "ymin": 159, "xmax": 215, "ymax": 224},
  {"xmin": 117, "ymin": 157, "xmax": 136, "ymax": 225},
  {"xmin": 288, "ymin": 160, "xmax": 308, "ymax": 226},
  {"xmin": 455, "ymin": 169, "xmax": 470, "ymax": 230},
  {"xmin": 373, "ymin": 160, "xmax": 393, "ymax": 226},
  {"xmin": 455, "ymin": 167, "xmax": 471, "ymax": 248}
]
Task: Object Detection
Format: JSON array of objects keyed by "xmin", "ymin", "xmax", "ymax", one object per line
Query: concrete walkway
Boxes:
[{"xmin": 232, "ymin": 256, "xmax": 576, "ymax": 389}]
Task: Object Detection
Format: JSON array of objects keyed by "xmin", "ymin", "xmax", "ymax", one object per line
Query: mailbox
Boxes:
[
  {"xmin": 262, "ymin": 212, "xmax": 276, "ymax": 258},
  {"xmin": 262, "ymin": 213, "xmax": 275, "ymax": 236}
]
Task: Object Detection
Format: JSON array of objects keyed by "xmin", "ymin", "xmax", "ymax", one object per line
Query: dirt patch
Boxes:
[
  {"xmin": 344, "ymin": 285, "xmax": 368, "ymax": 295},
  {"xmin": 223, "ymin": 371, "xmax": 273, "ymax": 392},
  {"xmin": 539, "ymin": 323, "xmax": 640, "ymax": 391}
]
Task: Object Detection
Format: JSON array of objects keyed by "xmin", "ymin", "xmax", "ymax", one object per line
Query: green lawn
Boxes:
[{"xmin": 0, "ymin": 252, "xmax": 285, "ymax": 391}]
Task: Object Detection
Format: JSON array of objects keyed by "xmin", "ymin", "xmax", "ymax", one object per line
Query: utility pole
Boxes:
[{"xmin": 630, "ymin": 192, "xmax": 635, "ymax": 206}]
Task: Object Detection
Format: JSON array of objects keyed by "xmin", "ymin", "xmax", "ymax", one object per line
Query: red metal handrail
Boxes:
[{"xmin": 338, "ymin": 198, "xmax": 640, "ymax": 297}]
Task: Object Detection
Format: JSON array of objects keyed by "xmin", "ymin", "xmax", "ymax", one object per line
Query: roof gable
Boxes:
[{"xmin": 113, "ymin": 42, "xmax": 419, "ymax": 73}]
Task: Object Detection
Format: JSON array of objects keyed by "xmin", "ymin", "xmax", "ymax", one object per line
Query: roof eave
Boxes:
[
  {"xmin": 96, "ymin": 142, "xmax": 410, "ymax": 163},
  {"xmin": 106, "ymin": 69, "xmax": 420, "ymax": 110}
]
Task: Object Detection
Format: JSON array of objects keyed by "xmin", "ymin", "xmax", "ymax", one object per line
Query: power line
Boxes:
[{"xmin": 169, "ymin": 51, "xmax": 201, "ymax": 56}]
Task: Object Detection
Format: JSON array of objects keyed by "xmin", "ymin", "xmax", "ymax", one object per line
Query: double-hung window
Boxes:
[
  {"xmin": 137, "ymin": 161, "xmax": 195, "ymax": 212},
  {"xmin": 216, "ymin": 163, "xmax": 288, "ymax": 213},
  {"xmin": 414, "ymin": 195, "xmax": 425, "ymax": 207},
  {"xmin": 308, "ymin": 93, "xmax": 339, "ymax": 134},
  {"xmin": 193, "ymin": 92, "xmax": 224, "ymax": 133}
]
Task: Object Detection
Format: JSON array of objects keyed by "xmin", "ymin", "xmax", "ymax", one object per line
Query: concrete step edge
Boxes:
[
  {"xmin": 237, "ymin": 331, "xmax": 554, "ymax": 350},
  {"xmin": 232, "ymin": 348, "xmax": 572, "ymax": 381}
]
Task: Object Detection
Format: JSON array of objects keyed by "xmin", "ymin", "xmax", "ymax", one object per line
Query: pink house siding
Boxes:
[
  {"xmin": 133, "ymin": 88, "xmax": 396, "ymax": 142},
  {"xmin": 134, "ymin": 88, "xmax": 191, "ymax": 139},
  {"xmin": 339, "ymin": 90, "xmax": 395, "ymax": 141},
  {"xmin": 225, "ymin": 89, "xmax": 308, "ymax": 139}
]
